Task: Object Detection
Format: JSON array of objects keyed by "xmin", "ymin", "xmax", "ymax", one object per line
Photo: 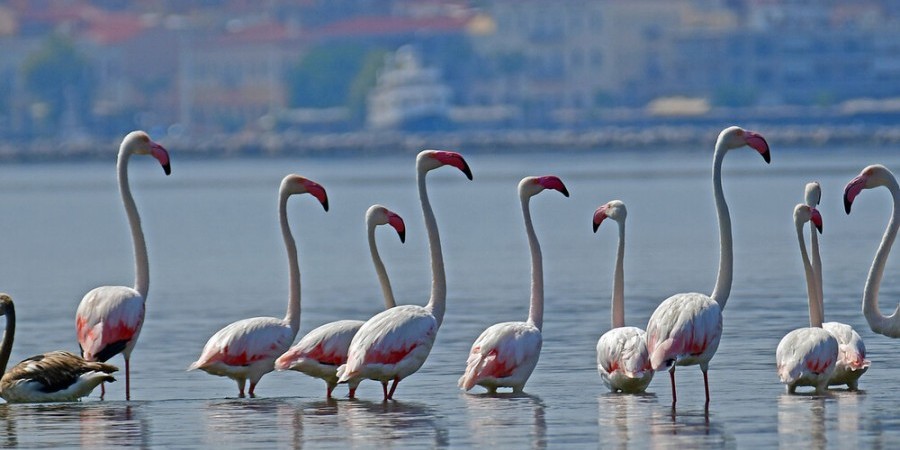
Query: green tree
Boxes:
[
  {"xmin": 286, "ymin": 43, "xmax": 375, "ymax": 109},
  {"xmin": 21, "ymin": 34, "xmax": 95, "ymax": 130}
]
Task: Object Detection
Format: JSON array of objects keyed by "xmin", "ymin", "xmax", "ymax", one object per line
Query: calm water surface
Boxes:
[{"xmin": 1, "ymin": 146, "xmax": 900, "ymax": 448}]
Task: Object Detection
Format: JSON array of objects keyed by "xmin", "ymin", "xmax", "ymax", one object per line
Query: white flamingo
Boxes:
[
  {"xmin": 458, "ymin": 176, "xmax": 569, "ymax": 393},
  {"xmin": 776, "ymin": 204, "xmax": 838, "ymax": 394},
  {"xmin": 593, "ymin": 200, "xmax": 654, "ymax": 393},
  {"xmin": 75, "ymin": 130, "xmax": 171, "ymax": 401},
  {"xmin": 843, "ymin": 164, "xmax": 900, "ymax": 338},
  {"xmin": 804, "ymin": 182, "xmax": 869, "ymax": 389},
  {"xmin": 2, "ymin": 294, "xmax": 117, "ymax": 403},
  {"xmin": 645, "ymin": 126, "xmax": 770, "ymax": 405},
  {"xmin": 188, "ymin": 174, "xmax": 328, "ymax": 397},
  {"xmin": 275, "ymin": 205, "xmax": 406, "ymax": 399},
  {"xmin": 336, "ymin": 150, "xmax": 473, "ymax": 401}
]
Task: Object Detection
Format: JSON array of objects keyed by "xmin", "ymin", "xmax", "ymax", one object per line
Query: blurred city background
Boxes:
[{"xmin": 2, "ymin": 0, "xmax": 900, "ymax": 158}]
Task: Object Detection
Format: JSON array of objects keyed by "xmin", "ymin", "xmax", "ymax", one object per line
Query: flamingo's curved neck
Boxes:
[
  {"xmin": 710, "ymin": 142, "xmax": 733, "ymax": 309},
  {"xmin": 611, "ymin": 219, "xmax": 626, "ymax": 329},
  {"xmin": 117, "ymin": 147, "xmax": 150, "ymax": 299},
  {"xmin": 419, "ymin": 168, "xmax": 447, "ymax": 327},
  {"xmin": 863, "ymin": 177, "xmax": 900, "ymax": 337},
  {"xmin": 521, "ymin": 193, "xmax": 544, "ymax": 331},
  {"xmin": 797, "ymin": 221, "xmax": 823, "ymax": 328},
  {"xmin": 279, "ymin": 192, "xmax": 301, "ymax": 334},
  {"xmin": 0, "ymin": 304, "xmax": 14, "ymax": 376},
  {"xmin": 368, "ymin": 218, "xmax": 397, "ymax": 310},
  {"xmin": 808, "ymin": 219, "xmax": 825, "ymax": 325}
]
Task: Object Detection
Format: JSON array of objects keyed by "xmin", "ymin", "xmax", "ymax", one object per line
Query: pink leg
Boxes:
[
  {"xmin": 101, "ymin": 382, "xmax": 106, "ymax": 400},
  {"xmin": 238, "ymin": 379, "xmax": 246, "ymax": 398},
  {"xmin": 348, "ymin": 387, "xmax": 357, "ymax": 399},
  {"xmin": 669, "ymin": 368, "xmax": 677, "ymax": 405},
  {"xmin": 381, "ymin": 381, "xmax": 389, "ymax": 401},
  {"xmin": 386, "ymin": 376, "xmax": 399, "ymax": 400},
  {"xmin": 326, "ymin": 383, "xmax": 334, "ymax": 399},
  {"xmin": 249, "ymin": 381, "xmax": 258, "ymax": 398},
  {"xmin": 125, "ymin": 357, "xmax": 131, "ymax": 401}
]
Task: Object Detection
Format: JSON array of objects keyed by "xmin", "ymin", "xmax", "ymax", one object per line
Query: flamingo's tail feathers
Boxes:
[
  {"xmin": 336, "ymin": 364, "xmax": 355, "ymax": 384},
  {"xmin": 777, "ymin": 362, "xmax": 801, "ymax": 384},
  {"xmin": 838, "ymin": 345, "xmax": 871, "ymax": 370}
]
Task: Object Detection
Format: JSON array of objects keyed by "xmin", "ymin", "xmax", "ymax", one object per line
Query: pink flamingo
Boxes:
[
  {"xmin": 776, "ymin": 204, "xmax": 838, "ymax": 394},
  {"xmin": 2, "ymin": 294, "xmax": 117, "ymax": 403},
  {"xmin": 844, "ymin": 164, "xmax": 900, "ymax": 338},
  {"xmin": 593, "ymin": 200, "xmax": 654, "ymax": 393},
  {"xmin": 75, "ymin": 130, "xmax": 170, "ymax": 401},
  {"xmin": 336, "ymin": 150, "xmax": 472, "ymax": 401},
  {"xmin": 458, "ymin": 176, "xmax": 569, "ymax": 393},
  {"xmin": 275, "ymin": 205, "xmax": 406, "ymax": 399},
  {"xmin": 188, "ymin": 174, "xmax": 328, "ymax": 397},
  {"xmin": 804, "ymin": 182, "xmax": 869, "ymax": 389},
  {"xmin": 645, "ymin": 126, "xmax": 770, "ymax": 405}
]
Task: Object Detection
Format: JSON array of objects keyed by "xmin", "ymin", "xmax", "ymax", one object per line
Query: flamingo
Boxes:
[
  {"xmin": 275, "ymin": 205, "xmax": 406, "ymax": 399},
  {"xmin": 843, "ymin": 164, "xmax": 900, "ymax": 338},
  {"xmin": 2, "ymin": 294, "xmax": 117, "ymax": 403},
  {"xmin": 645, "ymin": 126, "xmax": 770, "ymax": 406},
  {"xmin": 75, "ymin": 130, "xmax": 171, "ymax": 401},
  {"xmin": 336, "ymin": 150, "xmax": 473, "ymax": 401},
  {"xmin": 188, "ymin": 174, "xmax": 328, "ymax": 397},
  {"xmin": 459, "ymin": 176, "xmax": 569, "ymax": 393},
  {"xmin": 804, "ymin": 182, "xmax": 869, "ymax": 389},
  {"xmin": 775, "ymin": 204, "xmax": 838, "ymax": 394},
  {"xmin": 593, "ymin": 200, "xmax": 654, "ymax": 393}
]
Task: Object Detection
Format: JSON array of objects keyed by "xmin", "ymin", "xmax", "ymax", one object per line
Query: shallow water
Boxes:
[{"xmin": 1, "ymin": 145, "xmax": 900, "ymax": 448}]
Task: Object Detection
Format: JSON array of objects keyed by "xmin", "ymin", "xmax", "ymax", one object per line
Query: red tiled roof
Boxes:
[
  {"xmin": 85, "ymin": 12, "xmax": 147, "ymax": 44},
  {"xmin": 316, "ymin": 15, "xmax": 470, "ymax": 38}
]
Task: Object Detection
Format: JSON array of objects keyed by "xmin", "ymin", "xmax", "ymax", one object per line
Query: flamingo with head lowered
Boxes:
[
  {"xmin": 2, "ymin": 294, "xmax": 117, "ymax": 403},
  {"xmin": 336, "ymin": 150, "xmax": 472, "ymax": 401},
  {"xmin": 775, "ymin": 204, "xmax": 838, "ymax": 394},
  {"xmin": 803, "ymin": 182, "xmax": 869, "ymax": 389},
  {"xmin": 593, "ymin": 200, "xmax": 654, "ymax": 393},
  {"xmin": 645, "ymin": 126, "xmax": 770, "ymax": 406},
  {"xmin": 188, "ymin": 174, "xmax": 328, "ymax": 398},
  {"xmin": 75, "ymin": 130, "xmax": 171, "ymax": 401},
  {"xmin": 843, "ymin": 164, "xmax": 900, "ymax": 338},
  {"xmin": 275, "ymin": 205, "xmax": 406, "ymax": 399},
  {"xmin": 458, "ymin": 176, "xmax": 569, "ymax": 394}
]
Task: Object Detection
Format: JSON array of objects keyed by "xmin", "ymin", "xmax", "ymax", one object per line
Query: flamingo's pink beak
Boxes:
[
  {"xmin": 387, "ymin": 212, "xmax": 406, "ymax": 243},
  {"xmin": 536, "ymin": 176, "xmax": 569, "ymax": 197},
  {"xmin": 592, "ymin": 205, "xmax": 609, "ymax": 233},
  {"xmin": 433, "ymin": 151, "xmax": 473, "ymax": 180},
  {"xmin": 150, "ymin": 142, "xmax": 171, "ymax": 175},
  {"xmin": 744, "ymin": 131, "xmax": 770, "ymax": 164},
  {"xmin": 810, "ymin": 207, "xmax": 823, "ymax": 234},
  {"xmin": 303, "ymin": 180, "xmax": 329, "ymax": 211},
  {"xmin": 843, "ymin": 173, "xmax": 868, "ymax": 214}
]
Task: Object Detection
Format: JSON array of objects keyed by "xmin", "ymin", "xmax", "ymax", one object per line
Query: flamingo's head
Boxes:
[
  {"xmin": 124, "ymin": 131, "xmax": 171, "ymax": 175},
  {"xmin": 844, "ymin": 164, "xmax": 895, "ymax": 214},
  {"xmin": 0, "ymin": 293, "xmax": 11, "ymax": 315},
  {"xmin": 367, "ymin": 204, "xmax": 406, "ymax": 243},
  {"xmin": 804, "ymin": 181, "xmax": 821, "ymax": 207},
  {"xmin": 794, "ymin": 204, "xmax": 823, "ymax": 234},
  {"xmin": 281, "ymin": 174, "xmax": 329, "ymax": 211},
  {"xmin": 519, "ymin": 175, "xmax": 569, "ymax": 199},
  {"xmin": 417, "ymin": 150, "xmax": 473, "ymax": 180},
  {"xmin": 592, "ymin": 200, "xmax": 626, "ymax": 233},
  {"xmin": 717, "ymin": 126, "xmax": 770, "ymax": 163}
]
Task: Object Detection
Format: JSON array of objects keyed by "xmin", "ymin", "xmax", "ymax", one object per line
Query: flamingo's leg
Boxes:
[
  {"xmin": 669, "ymin": 367, "xmax": 677, "ymax": 405},
  {"xmin": 386, "ymin": 376, "xmax": 400, "ymax": 400},
  {"xmin": 125, "ymin": 357, "xmax": 131, "ymax": 401}
]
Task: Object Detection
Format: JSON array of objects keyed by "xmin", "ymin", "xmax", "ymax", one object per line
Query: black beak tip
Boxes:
[
  {"xmin": 163, "ymin": 163, "xmax": 172, "ymax": 175},
  {"xmin": 322, "ymin": 199, "xmax": 330, "ymax": 212},
  {"xmin": 762, "ymin": 150, "xmax": 771, "ymax": 164},
  {"xmin": 592, "ymin": 222, "xmax": 600, "ymax": 233},
  {"xmin": 399, "ymin": 230, "xmax": 406, "ymax": 243},
  {"xmin": 463, "ymin": 165, "xmax": 473, "ymax": 180},
  {"xmin": 816, "ymin": 223, "xmax": 823, "ymax": 234},
  {"xmin": 561, "ymin": 187, "xmax": 570, "ymax": 197},
  {"xmin": 844, "ymin": 196, "xmax": 852, "ymax": 215}
]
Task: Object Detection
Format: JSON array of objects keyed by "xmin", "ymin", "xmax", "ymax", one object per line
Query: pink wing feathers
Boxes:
[
  {"xmin": 458, "ymin": 321, "xmax": 542, "ymax": 391},
  {"xmin": 190, "ymin": 317, "xmax": 293, "ymax": 370},
  {"xmin": 646, "ymin": 293, "xmax": 722, "ymax": 371},
  {"xmin": 75, "ymin": 286, "xmax": 145, "ymax": 362},
  {"xmin": 275, "ymin": 320, "xmax": 362, "ymax": 370}
]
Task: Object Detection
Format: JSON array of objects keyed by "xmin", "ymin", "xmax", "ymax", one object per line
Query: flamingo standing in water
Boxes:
[
  {"xmin": 75, "ymin": 130, "xmax": 171, "ymax": 401},
  {"xmin": 803, "ymin": 182, "xmax": 869, "ymax": 389},
  {"xmin": 776, "ymin": 204, "xmax": 838, "ymax": 394},
  {"xmin": 593, "ymin": 200, "xmax": 654, "ymax": 393},
  {"xmin": 188, "ymin": 175, "xmax": 328, "ymax": 397},
  {"xmin": 645, "ymin": 126, "xmax": 770, "ymax": 406},
  {"xmin": 843, "ymin": 164, "xmax": 900, "ymax": 338},
  {"xmin": 2, "ymin": 294, "xmax": 117, "ymax": 402},
  {"xmin": 275, "ymin": 205, "xmax": 406, "ymax": 398},
  {"xmin": 337, "ymin": 150, "xmax": 472, "ymax": 401},
  {"xmin": 458, "ymin": 176, "xmax": 569, "ymax": 393}
]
